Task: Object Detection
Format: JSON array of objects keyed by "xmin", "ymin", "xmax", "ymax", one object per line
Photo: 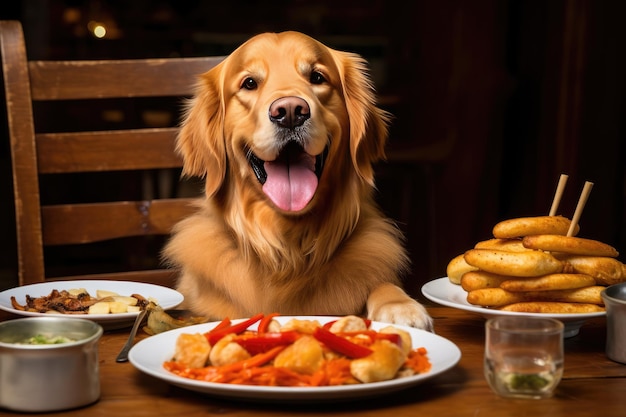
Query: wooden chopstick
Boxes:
[
  {"xmin": 549, "ymin": 174, "xmax": 569, "ymax": 216},
  {"xmin": 568, "ymin": 181, "xmax": 594, "ymax": 236}
]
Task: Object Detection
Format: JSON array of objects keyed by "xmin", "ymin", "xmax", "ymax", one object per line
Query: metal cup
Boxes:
[
  {"xmin": 0, "ymin": 317, "xmax": 103, "ymax": 412},
  {"xmin": 601, "ymin": 283, "xmax": 626, "ymax": 364}
]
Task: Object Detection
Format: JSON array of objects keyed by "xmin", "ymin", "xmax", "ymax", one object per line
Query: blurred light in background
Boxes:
[{"xmin": 87, "ymin": 20, "xmax": 106, "ymax": 38}]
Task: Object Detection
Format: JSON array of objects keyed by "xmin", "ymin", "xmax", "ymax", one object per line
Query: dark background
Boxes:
[{"xmin": 1, "ymin": 0, "xmax": 624, "ymax": 300}]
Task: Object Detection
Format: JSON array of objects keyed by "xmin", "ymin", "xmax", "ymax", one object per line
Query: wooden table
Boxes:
[{"xmin": 1, "ymin": 305, "xmax": 625, "ymax": 416}]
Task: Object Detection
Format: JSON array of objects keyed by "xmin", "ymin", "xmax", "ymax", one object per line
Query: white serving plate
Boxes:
[
  {"xmin": 422, "ymin": 277, "xmax": 606, "ymax": 337},
  {"xmin": 129, "ymin": 315, "xmax": 461, "ymax": 402},
  {"xmin": 0, "ymin": 280, "xmax": 184, "ymax": 330}
]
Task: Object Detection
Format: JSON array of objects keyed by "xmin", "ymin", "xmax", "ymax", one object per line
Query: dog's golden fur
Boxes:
[{"xmin": 164, "ymin": 32, "xmax": 432, "ymax": 329}]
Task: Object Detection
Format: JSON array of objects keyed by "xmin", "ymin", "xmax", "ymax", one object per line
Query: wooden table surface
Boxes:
[{"xmin": 1, "ymin": 304, "xmax": 625, "ymax": 416}]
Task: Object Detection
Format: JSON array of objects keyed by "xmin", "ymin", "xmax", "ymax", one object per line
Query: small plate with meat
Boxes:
[{"xmin": 0, "ymin": 280, "xmax": 184, "ymax": 329}]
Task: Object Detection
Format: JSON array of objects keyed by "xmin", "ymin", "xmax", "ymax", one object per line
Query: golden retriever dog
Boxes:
[{"xmin": 164, "ymin": 31, "xmax": 432, "ymax": 330}]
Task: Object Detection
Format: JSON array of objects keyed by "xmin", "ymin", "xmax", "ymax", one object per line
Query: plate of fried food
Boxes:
[
  {"xmin": 0, "ymin": 280, "xmax": 184, "ymax": 329},
  {"xmin": 423, "ymin": 211, "xmax": 624, "ymax": 337},
  {"xmin": 128, "ymin": 314, "xmax": 461, "ymax": 401}
]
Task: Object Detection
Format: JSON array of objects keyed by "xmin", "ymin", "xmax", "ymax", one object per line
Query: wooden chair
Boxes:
[{"xmin": 1, "ymin": 20, "xmax": 224, "ymax": 287}]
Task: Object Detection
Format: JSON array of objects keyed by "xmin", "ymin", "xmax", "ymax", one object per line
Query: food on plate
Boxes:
[
  {"xmin": 164, "ymin": 314, "xmax": 431, "ymax": 386},
  {"xmin": 143, "ymin": 304, "xmax": 208, "ymax": 335},
  {"xmin": 559, "ymin": 256, "xmax": 626, "ymax": 286},
  {"xmin": 498, "ymin": 273, "xmax": 595, "ymax": 292},
  {"xmin": 467, "ymin": 286, "xmax": 604, "ymax": 307},
  {"xmin": 499, "ymin": 302, "xmax": 605, "ymax": 314},
  {"xmin": 522, "ymin": 235, "xmax": 619, "ymax": 257},
  {"xmin": 445, "ymin": 213, "xmax": 625, "ymax": 313},
  {"xmin": 349, "ymin": 337, "xmax": 406, "ymax": 383},
  {"xmin": 447, "ymin": 253, "xmax": 478, "ymax": 285},
  {"xmin": 460, "ymin": 271, "xmax": 510, "ymax": 291},
  {"xmin": 474, "ymin": 238, "xmax": 528, "ymax": 252},
  {"xmin": 463, "ymin": 249, "xmax": 563, "ymax": 277},
  {"xmin": 466, "ymin": 288, "xmax": 525, "ymax": 307},
  {"xmin": 10, "ymin": 288, "xmax": 151, "ymax": 315},
  {"xmin": 492, "ymin": 215, "xmax": 579, "ymax": 239}
]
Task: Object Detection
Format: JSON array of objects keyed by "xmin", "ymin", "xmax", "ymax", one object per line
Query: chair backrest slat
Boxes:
[
  {"xmin": 36, "ymin": 128, "xmax": 181, "ymax": 173},
  {"xmin": 41, "ymin": 199, "xmax": 198, "ymax": 245},
  {"xmin": 28, "ymin": 57, "xmax": 221, "ymax": 100}
]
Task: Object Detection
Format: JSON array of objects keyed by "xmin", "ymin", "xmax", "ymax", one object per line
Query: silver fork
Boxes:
[{"xmin": 116, "ymin": 309, "xmax": 148, "ymax": 363}]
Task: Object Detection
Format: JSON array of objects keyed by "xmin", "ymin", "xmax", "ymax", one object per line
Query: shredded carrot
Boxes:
[
  {"xmin": 404, "ymin": 346, "xmax": 431, "ymax": 374},
  {"xmin": 310, "ymin": 357, "xmax": 356, "ymax": 386},
  {"xmin": 219, "ymin": 345, "xmax": 285, "ymax": 373}
]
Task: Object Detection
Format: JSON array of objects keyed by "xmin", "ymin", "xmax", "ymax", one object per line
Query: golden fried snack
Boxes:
[
  {"xmin": 173, "ymin": 333, "xmax": 210, "ymax": 368},
  {"xmin": 499, "ymin": 302, "xmax": 604, "ymax": 314},
  {"xmin": 467, "ymin": 288, "xmax": 525, "ymax": 307},
  {"xmin": 560, "ymin": 256, "xmax": 626, "ymax": 286},
  {"xmin": 460, "ymin": 271, "xmax": 510, "ymax": 291},
  {"xmin": 526, "ymin": 286, "xmax": 605, "ymax": 304},
  {"xmin": 499, "ymin": 273, "xmax": 595, "ymax": 292},
  {"xmin": 467, "ymin": 285, "xmax": 604, "ymax": 307},
  {"xmin": 350, "ymin": 339, "xmax": 406, "ymax": 383},
  {"xmin": 474, "ymin": 238, "xmax": 528, "ymax": 252},
  {"xmin": 464, "ymin": 249, "xmax": 563, "ymax": 277},
  {"xmin": 492, "ymin": 215, "xmax": 579, "ymax": 239},
  {"xmin": 447, "ymin": 253, "xmax": 478, "ymax": 285},
  {"xmin": 522, "ymin": 234, "xmax": 619, "ymax": 257}
]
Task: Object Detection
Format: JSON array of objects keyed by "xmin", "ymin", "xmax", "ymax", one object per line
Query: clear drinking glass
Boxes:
[{"xmin": 484, "ymin": 316, "xmax": 564, "ymax": 399}]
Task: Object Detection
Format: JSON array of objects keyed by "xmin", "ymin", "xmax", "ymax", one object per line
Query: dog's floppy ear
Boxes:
[
  {"xmin": 176, "ymin": 64, "xmax": 227, "ymax": 197},
  {"xmin": 332, "ymin": 50, "xmax": 390, "ymax": 186}
]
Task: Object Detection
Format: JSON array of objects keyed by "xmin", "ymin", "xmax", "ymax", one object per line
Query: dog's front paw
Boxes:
[
  {"xmin": 368, "ymin": 300, "xmax": 434, "ymax": 332},
  {"xmin": 366, "ymin": 284, "xmax": 434, "ymax": 331}
]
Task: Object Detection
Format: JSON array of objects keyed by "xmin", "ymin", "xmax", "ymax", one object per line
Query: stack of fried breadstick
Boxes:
[{"xmin": 446, "ymin": 177, "xmax": 625, "ymax": 313}]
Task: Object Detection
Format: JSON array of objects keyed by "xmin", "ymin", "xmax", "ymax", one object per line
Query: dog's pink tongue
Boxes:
[{"xmin": 263, "ymin": 154, "xmax": 317, "ymax": 211}]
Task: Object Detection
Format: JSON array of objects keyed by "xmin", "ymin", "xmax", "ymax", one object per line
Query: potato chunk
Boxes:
[
  {"xmin": 88, "ymin": 301, "xmax": 110, "ymax": 314},
  {"xmin": 96, "ymin": 289, "xmax": 119, "ymax": 298}
]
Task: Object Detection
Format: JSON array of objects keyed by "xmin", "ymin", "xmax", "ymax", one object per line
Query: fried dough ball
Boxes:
[
  {"xmin": 173, "ymin": 333, "xmax": 210, "ymax": 368},
  {"xmin": 350, "ymin": 339, "xmax": 405, "ymax": 383},
  {"xmin": 208, "ymin": 334, "xmax": 250, "ymax": 366},
  {"xmin": 273, "ymin": 335, "xmax": 324, "ymax": 375},
  {"xmin": 328, "ymin": 315, "xmax": 368, "ymax": 333}
]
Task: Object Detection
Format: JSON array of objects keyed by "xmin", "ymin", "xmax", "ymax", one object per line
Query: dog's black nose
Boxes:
[{"xmin": 269, "ymin": 96, "xmax": 310, "ymax": 129}]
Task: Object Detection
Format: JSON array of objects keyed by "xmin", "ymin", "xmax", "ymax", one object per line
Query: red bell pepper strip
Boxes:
[
  {"xmin": 234, "ymin": 331, "xmax": 299, "ymax": 355},
  {"xmin": 207, "ymin": 317, "xmax": 231, "ymax": 334},
  {"xmin": 313, "ymin": 327, "xmax": 373, "ymax": 358},
  {"xmin": 206, "ymin": 313, "xmax": 264, "ymax": 345},
  {"xmin": 374, "ymin": 332, "xmax": 401, "ymax": 346},
  {"xmin": 257, "ymin": 312, "xmax": 280, "ymax": 333}
]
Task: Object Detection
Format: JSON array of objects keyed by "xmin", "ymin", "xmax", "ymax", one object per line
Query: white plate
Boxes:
[
  {"xmin": 129, "ymin": 316, "xmax": 461, "ymax": 402},
  {"xmin": 422, "ymin": 277, "xmax": 606, "ymax": 337},
  {"xmin": 0, "ymin": 280, "xmax": 184, "ymax": 330}
]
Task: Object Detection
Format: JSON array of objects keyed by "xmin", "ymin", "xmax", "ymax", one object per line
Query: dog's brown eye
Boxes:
[
  {"xmin": 310, "ymin": 71, "xmax": 326, "ymax": 85},
  {"xmin": 242, "ymin": 77, "xmax": 257, "ymax": 90}
]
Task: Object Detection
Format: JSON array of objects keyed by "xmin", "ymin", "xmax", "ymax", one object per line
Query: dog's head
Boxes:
[{"xmin": 177, "ymin": 31, "xmax": 389, "ymax": 214}]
